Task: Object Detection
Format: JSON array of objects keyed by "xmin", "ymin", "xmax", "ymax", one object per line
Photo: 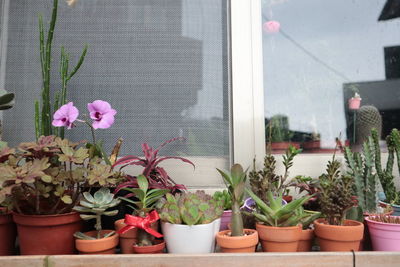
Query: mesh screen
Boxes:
[{"xmin": 2, "ymin": 0, "xmax": 230, "ymax": 164}]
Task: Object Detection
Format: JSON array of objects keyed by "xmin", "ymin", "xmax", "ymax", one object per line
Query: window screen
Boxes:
[{"xmin": 1, "ymin": 0, "xmax": 231, "ymax": 187}]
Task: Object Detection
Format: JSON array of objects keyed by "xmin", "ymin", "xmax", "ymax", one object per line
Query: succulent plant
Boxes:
[
  {"xmin": 217, "ymin": 164, "xmax": 247, "ymax": 236},
  {"xmin": 0, "ymin": 92, "xmax": 15, "ymax": 111},
  {"xmin": 119, "ymin": 174, "xmax": 168, "ymax": 246},
  {"xmin": 266, "ymin": 114, "xmax": 294, "ymax": 143},
  {"xmin": 249, "ymin": 145, "xmax": 301, "ymax": 202},
  {"xmin": 296, "ymin": 207, "xmax": 321, "ymax": 230},
  {"xmin": 73, "ymin": 188, "xmax": 120, "ymax": 239},
  {"xmin": 318, "ymin": 153, "xmax": 354, "ymax": 226},
  {"xmin": 344, "ymin": 136, "xmax": 377, "ymax": 213},
  {"xmin": 246, "ymin": 189, "xmax": 312, "ymax": 227},
  {"xmin": 212, "ymin": 190, "xmax": 232, "ymax": 211},
  {"xmin": 158, "ymin": 191, "xmax": 223, "ymax": 226},
  {"xmin": 372, "ymin": 128, "xmax": 400, "ymax": 205},
  {"xmin": 113, "ymin": 137, "xmax": 194, "ymax": 193},
  {"xmin": 0, "ymin": 136, "xmax": 124, "ymax": 215}
]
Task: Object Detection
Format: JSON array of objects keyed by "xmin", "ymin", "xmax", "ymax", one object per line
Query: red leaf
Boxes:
[{"xmin": 154, "ymin": 156, "xmax": 195, "ymax": 169}]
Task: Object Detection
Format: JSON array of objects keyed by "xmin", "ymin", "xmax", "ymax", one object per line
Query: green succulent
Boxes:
[
  {"xmin": 213, "ymin": 190, "xmax": 232, "ymax": 211},
  {"xmin": 158, "ymin": 191, "xmax": 223, "ymax": 226},
  {"xmin": 246, "ymin": 189, "xmax": 312, "ymax": 227},
  {"xmin": 217, "ymin": 164, "xmax": 247, "ymax": 236},
  {"xmin": 0, "ymin": 92, "xmax": 15, "ymax": 110},
  {"xmin": 73, "ymin": 188, "xmax": 120, "ymax": 239}
]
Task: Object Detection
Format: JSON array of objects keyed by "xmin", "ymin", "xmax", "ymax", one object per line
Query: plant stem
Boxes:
[
  {"xmin": 231, "ymin": 201, "xmax": 243, "ymax": 236},
  {"xmin": 95, "ymin": 213, "xmax": 102, "ymax": 239},
  {"xmin": 83, "ymin": 120, "xmax": 96, "ymax": 144}
]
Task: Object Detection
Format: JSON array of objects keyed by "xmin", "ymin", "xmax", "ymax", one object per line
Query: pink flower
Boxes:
[
  {"xmin": 263, "ymin": 20, "xmax": 280, "ymax": 33},
  {"xmin": 87, "ymin": 100, "xmax": 117, "ymax": 129},
  {"xmin": 52, "ymin": 102, "xmax": 79, "ymax": 129}
]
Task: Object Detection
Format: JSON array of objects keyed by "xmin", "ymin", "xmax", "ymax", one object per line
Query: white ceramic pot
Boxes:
[{"xmin": 161, "ymin": 218, "xmax": 221, "ymax": 253}]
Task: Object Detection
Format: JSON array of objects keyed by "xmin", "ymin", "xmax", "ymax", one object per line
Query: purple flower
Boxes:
[
  {"xmin": 52, "ymin": 102, "xmax": 79, "ymax": 129},
  {"xmin": 87, "ymin": 100, "xmax": 117, "ymax": 129}
]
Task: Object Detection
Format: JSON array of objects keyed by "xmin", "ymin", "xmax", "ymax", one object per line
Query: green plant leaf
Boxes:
[
  {"xmin": 137, "ymin": 174, "xmax": 148, "ymax": 193},
  {"xmin": 61, "ymin": 195, "xmax": 72, "ymax": 204}
]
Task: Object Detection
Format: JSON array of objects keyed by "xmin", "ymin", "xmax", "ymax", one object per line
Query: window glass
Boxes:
[
  {"xmin": 262, "ymin": 0, "xmax": 400, "ymax": 153},
  {"xmin": 1, "ymin": 0, "xmax": 230, "ymax": 187}
]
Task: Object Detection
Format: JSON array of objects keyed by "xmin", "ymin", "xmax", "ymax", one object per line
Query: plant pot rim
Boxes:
[
  {"xmin": 75, "ymin": 230, "xmax": 119, "ymax": 244},
  {"xmin": 161, "ymin": 218, "xmax": 220, "ymax": 228},
  {"xmin": 133, "ymin": 239, "xmax": 165, "ymax": 249},
  {"xmin": 217, "ymin": 228, "xmax": 258, "ymax": 239},
  {"xmin": 256, "ymin": 223, "xmax": 301, "ymax": 230},
  {"xmin": 314, "ymin": 218, "xmax": 363, "ymax": 228},
  {"xmin": 12, "ymin": 211, "xmax": 78, "ymax": 218},
  {"xmin": 365, "ymin": 216, "xmax": 400, "ymax": 226}
]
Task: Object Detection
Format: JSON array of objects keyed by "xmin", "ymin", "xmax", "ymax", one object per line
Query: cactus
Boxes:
[
  {"xmin": 73, "ymin": 188, "xmax": 120, "ymax": 239},
  {"xmin": 0, "ymin": 91, "xmax": 15, "ymax": 143},
  {"xmin": 246, "ymin": 189, "xmax": 313, "ymax": 227},
  {"xmin": 318, "ymin": 154, "xmax": 354, "ymax": 225},
  {"xmin": 158, "ymin": 191, "xmax": 223, "ymax": 226},
  {"xmin": 344, "ymin": 136, "xmax": 377, "ymax": 213},
  {"xmin": 372, "ymin": 128, "xmax": 400, "ymax": 204},
  {"xmin": 217, "ymin": 164, "xmax": 247, "ymax": 236},
  {"xmin": 35, "ymin": 0, "xmax": 88, "ymax": 139},
  {"xmin": 355, "ymin": 106, "xmax": 382, "ymax": 146},
  {"xmin": 266, "ymin": 114, "xmax": 294, "ymax": 143}
]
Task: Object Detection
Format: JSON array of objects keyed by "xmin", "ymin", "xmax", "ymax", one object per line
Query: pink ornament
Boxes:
[
  {"xmin": 348, "ymin": 93, "xmax": 362, "ymax": 110},
  {"xmin": 263, "ymin": 21, "xmax": 280, "ymax": 33}
]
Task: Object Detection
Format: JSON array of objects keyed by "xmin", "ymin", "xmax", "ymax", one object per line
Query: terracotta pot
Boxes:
[
  {"xmin": 13, "ymin": 211, "xmax": 82, "ymax": 255},
  {"xmin": 0, "ymin": 210, "xmax": 16, "ymax": 255},
  {"xmin": 132, "ymin": 239, "xmax": 165, "ymax": 254},
  {"xmin": 216, "ymin": 229, "xmax": 259, "ymax": 253},
  {"xmin": 302, "ymin": 140, "xmax": 321, "ymax": 150},
  {"xmin": 297, "ymin": 228, "xmax": 314, "ymax": 252},
  {"xmin": 270, "ymin": 142, "xmax": 300, "ymax": 153},
  {"xmin": 314, "ymin": 218, "xmax": 364, "ymax": 251},
  {"xmin": 256, "ymin": 223, "xmax": 301, "ymax": 252},
  {"xmin": 114, "ymin": 218, "xmax": 159, "ymax": 254},
  {"xmin": 75, "ymin": 230, "xmax": 119, "ymax": 254}
]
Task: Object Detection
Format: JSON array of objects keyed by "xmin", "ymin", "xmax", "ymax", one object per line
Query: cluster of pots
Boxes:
[{"xmin": 1, "ymin": 204, "xmax": 400, "ymax": 255}]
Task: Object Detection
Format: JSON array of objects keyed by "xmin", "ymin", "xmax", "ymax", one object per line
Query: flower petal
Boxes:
[{"xmin": 92, "ymin": 113, "xmax": 115, "ymax": 129}]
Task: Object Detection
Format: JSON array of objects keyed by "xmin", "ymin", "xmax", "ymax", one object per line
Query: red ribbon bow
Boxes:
[{"xmin": 117, "ymin": 210, "xmax": 163, "ymax": 238}]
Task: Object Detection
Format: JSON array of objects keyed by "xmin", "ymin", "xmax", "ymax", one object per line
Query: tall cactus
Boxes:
[
  {"xmin": 35, "ymin": 0, "xmax": 88, "ymax": 139},
  {"xmin": 372, "ymin": 128, "xmax": 399, "ymax": 204},
  {"xmin": 344, "ymin": 137, "xmax": 376, "ymax": 212}
]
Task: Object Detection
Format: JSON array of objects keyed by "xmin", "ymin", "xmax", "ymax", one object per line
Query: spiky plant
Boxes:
[
  {"xmin": 367, "ymin": 214, "xmax": 400, "ymax": 224},
  {"xmin": 73, "ymin": 188, "xmax": 120, "ymax": 239},
  {"xmin": 344, "ymin": 136, "xmax": 377, "ymax": 213},
  {"xmin": 318, "ymin": 154, "xmax": 354, "ymax": 225},
  {"xmin": 35, "ymin": 0, "xmax": 88, "ymax": 139},
  {"xmin": 217, "ymin": 164, "xmax": 247, "ymax": 236}
]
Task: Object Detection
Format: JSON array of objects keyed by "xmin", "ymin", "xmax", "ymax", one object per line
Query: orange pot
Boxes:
[
  {"xmin": 132, "ymin": 240, "xmax": 165, "ymax": 254},
  {"xmin": 256, "ymin": 223, "xmax": 301, "ymax": 252},
  {"xmin": 75, "ymin": 230, "xmax": 119, "ymax": 254},
  {"xmin": 314, "ymin": 219, "xmax": 364, "ymax": 251},
  {"xmin": 297, "ymin": 228, "xmax": 314, "ymax": 252},
  {"xmin": 13, "ymin": 211, "xmax": 82, "ymax": 255},
  {"xmin": 0, "ymin": 210, "xmax": 16, "ymax": 255},
  {"xmin": 216, "ymin": 229, "xmax": 259, "ymax": 253}
]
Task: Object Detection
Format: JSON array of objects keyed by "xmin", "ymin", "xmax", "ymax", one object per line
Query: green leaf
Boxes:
[
  {"xmin": 121, "ymin": 187, "xmax": 144, "ymax": 201},
  {"xmin": 41, "ymin": 175, "xmax": 52, "ymax": 183},
  {"xmin": 137, "ymin": 174, "xmax": 148, "ymax": 193},
  {"xmin": 61, "ymin": 195, "xmax": 72, "ymax": 204},
  {"xmin": 245, "ymin": 188, "xmax": 275, "ymax": 216},
  {"xmin": 83, "ymin": 191, "xmax": 95, "ymax": 203},
  {"xmin": 274, "ymin": 195, "xmax": 312, "ymax": 218},
  {"xmin": 0, "ymin": 93, "xmax": 15, "ymax": 105}
]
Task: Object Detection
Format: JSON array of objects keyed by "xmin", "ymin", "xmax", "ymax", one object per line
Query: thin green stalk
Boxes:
[{"xmin": 230, "ymin": 201, "xmax": 243, "ymax": 236}]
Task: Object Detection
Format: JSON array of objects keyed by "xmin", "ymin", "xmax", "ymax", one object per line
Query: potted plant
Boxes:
[
  {"xmin": 73, "ymin": 188, "xmax": 120, "ymax": 254},
  {"xmin": 365, "ymin": 214, "xmax": 400, "ymax": 251},
  {"xmin": 113, "ymin": 137, "xmax": 195, "ymax": 194},
  {"xmin": 213, "ymin": 190, "xmax": 232, "ymax": 231},
  {"xmin": 246, "ymin": 189, "xmax": 311, "ymax": 252},
  {"xmin": 289, "ymin": 175, "xmax": 321, "ymax": 211},
  {"xmin": 215, "ymin": 164, "xmax": 259, "ymax": 253},
  {"xmin": 158, "ymin": 190, "xmax": 223, "ymax": 253},
  {"xmin": 302, "ymin": 133, "xmax": 321, "ymax": 151},
  {"xmin": 116, "ymin": 174, "xmax": 168, "ymax": 254},
  {"xmin": 371, "ymin": 128, "xmax": 400, "ymax": 215},
  {"xmin": 314, "ymin": 152, "xmax": 364, "ymax": 251},
  {"xmin": 266, "ymin": 115, "xmax": 299, "ymax": 153}
]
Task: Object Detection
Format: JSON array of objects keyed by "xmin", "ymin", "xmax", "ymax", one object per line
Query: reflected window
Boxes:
[{"xmin": 262, "ymin": 0, "xmax": 400, "ymax": 153}]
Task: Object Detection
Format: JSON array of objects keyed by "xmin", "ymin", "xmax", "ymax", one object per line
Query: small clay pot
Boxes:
[
  {"xmin": 75, "ymin": 230, "xmax": 119, "ymax": 254},
  {"xmin": 13, "ymin": 211, "xmax": 82, "ymax": 255},
  {"xmin": 270, "ymin": 142, "xmax": 301, "ymax": 154},
  {"xmin": 297, "ymin": 228, "xmax": 314, "ymax": 252},
  {"xmin": 0, "ymin": 210, "xmax": 16, "ymax": 255},
  {"xmin": 256, "ymin": 223, "xmax": 301, "ymax": 252},
  {"xmin": 314, "ymin": 219, "xmax": 364, "ymax": 252},
  {"xmin": 216, "ymin": 229, "xmax": 259, "ymax": 253},
  {"xmin": 132, "ymin": 239, "xmax": 165, "ymax": 254}
]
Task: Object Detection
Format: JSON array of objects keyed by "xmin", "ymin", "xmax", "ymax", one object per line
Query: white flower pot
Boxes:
[{"xmin": 161, "ymin": 218, "xmax": 221, "ymax": 253}]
